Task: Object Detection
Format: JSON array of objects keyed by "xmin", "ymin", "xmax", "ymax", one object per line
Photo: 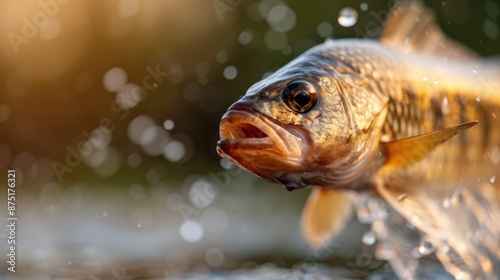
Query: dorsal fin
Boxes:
[{"xmin": 380, "ymin": 1, "xmax": 477, "ymax": 60}]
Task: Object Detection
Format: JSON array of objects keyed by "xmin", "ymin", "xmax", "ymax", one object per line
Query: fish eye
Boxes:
[{"xmin": 281, "ymin": 80, "xmax": 317, "ymax": 113}]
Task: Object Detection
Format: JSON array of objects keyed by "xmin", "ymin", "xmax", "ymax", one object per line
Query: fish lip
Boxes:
[{"xmin": 217, "ymin": 107, "xmax": 302, "ymax": 159}]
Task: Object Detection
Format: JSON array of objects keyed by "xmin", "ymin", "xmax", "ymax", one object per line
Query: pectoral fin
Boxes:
[
  {"xmin": 301, "ymin": 188, "xmax": 353, "ymax": 248},
  {"xmin": 382, "ymin": 121, "xmax": 478, "ymax": 168}
]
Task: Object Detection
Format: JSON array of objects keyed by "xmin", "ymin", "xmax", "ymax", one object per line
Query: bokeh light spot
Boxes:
[
  {"xmin": 317, "ymin": 22, "xmax": 333, "ymax": 38},
  {"xmin": 179, "ymin": 220, "xmax": 204, "ymax": 243},
  {"xmin": 163, "ymin": 140, "xmax": 186, "ymax": 162},
  {"xmin": 266, "ymin": 5, "xmax": 296, "ymax": 32},
  {"xmin": 216, "ymin": 51, "xmax": 228, "ymax": 64},
  {"xmin": 264, "ymin": 30, "xmax": 287, "ymax": 50},
  {"xmin": 163, "ymin": 119, "xmax": 175, "ymax": 131},
  {"xmin": 238, "ymin": 29, "xmax": 254, "ymax": 45},
  {"xmin": 223, "ymin": 65, "xmax": 238, "ymax": 80},
  {"xmin": 103, "ymin": 67, "xmax": 127, "ymax": 92},
  {"xmin": 127, "ymin": 153, "xmax": 142, "ymax": 168},
  {"xmin": 205, "ymin": 248, "xmax": 225, "ymax": 267},
  {"xmin": 128, "ymin": 115, "xmax": 155, "ymax": 145}
]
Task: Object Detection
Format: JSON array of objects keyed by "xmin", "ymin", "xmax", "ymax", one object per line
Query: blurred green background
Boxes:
[{"xmin": 0, "ymin": 0, "xmax": 498, "ymax": 278}]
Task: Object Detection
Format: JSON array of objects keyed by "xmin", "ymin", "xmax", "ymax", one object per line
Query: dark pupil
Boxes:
[
  {"xmin": 293, "ymin": 91, "xmax": 311, "ymax": 107},
  {"xmin": 282, "ymin": 81, "xmax": 317, "ymax": 113}
]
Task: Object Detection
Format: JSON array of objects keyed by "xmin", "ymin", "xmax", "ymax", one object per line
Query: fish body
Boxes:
[
  {"xmin": 218, "ymin": 38, "xmax": 500, "ymax": 190},
  {"xmin": 217, "ymin": 1, "xmax": 500, "ymax": 278}
]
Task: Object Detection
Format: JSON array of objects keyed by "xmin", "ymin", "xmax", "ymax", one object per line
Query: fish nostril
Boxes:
[{"xmin": 257, "ymin": 91, "xmax": 269, "ymax": 100}]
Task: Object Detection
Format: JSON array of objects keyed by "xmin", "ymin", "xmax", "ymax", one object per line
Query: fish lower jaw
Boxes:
[
  {"xmin": 218, "ymin": 109, "xmax": 303, "ymax": 158},
  {"xmin": 216, "ymin": 137, "xmax": 274, "ymax": 156}
]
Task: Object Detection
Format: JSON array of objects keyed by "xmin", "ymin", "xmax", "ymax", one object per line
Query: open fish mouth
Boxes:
[{"xmin": 217, "ymin": 108, "xmax": 302, "ymax": 159}]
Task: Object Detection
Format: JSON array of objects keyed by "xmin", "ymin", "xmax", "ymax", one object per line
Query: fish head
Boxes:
[{"xmin": 217, "ymin": 45, "xmax": 387, "ymax": 191}]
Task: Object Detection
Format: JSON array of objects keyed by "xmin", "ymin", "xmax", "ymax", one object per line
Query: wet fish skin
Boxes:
[
  {"xmin": 216, "ymin": 1, "xmax": 500, "ymax": 277},
  {"xmin": 218, "ymin": 37, "xmax": 500, "ymax": 191}
]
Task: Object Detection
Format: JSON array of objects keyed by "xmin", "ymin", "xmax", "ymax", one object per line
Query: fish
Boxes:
[{"xmin": 216, "ymin": 1, "xmax": 500, "ymax": 277}]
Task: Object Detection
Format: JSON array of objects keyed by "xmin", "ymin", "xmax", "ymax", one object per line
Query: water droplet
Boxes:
[
  {"xmin": 433, "ymin": 80, "xmax": 440, "ymax": 85},
  {"xmin": 360, "ymin": 3, "xmax": 369, "ymax": 11},
  {"xmin": 397, "ymin": 193, "xmax": 408, "ymax": 201},
  {"xmin": 422, "ymin": 76, "xmax": 428, "ymax": 82},
  {"xmin": 476, "ymin": 96, "xmax": 481, "ymax": 102},
  {"xmin": 418, "ymin": 240, "xmax": 435, "ymax": 255},
  {"xmin": 317, "ymin": 22, "xmax": 333, "ymax": 38},
  {"xmin": 223, "ymin": 65, "xmax": 238, "ymax": 80},
  {"xmin": 362, "ymin": 231, "xmax": 376, "ymax": 245},
  {"xmin": 411, "ymin": 215, "xmax": 420, "ymax": 223},
  {"xmin": 356, "ymin": 207, "xmax": 372, "ymax": 223},
  {"xmin": 472, "ymin": 67, "xmax": 478, "ymax": 74},
  {"xmin": 440, "ymin": 245, "xmax": 450, "ymax": 254},
  {"xmin": 443, "ymin": 198, "xmax": 451, "ymax": 208},
  {"xmin": 405, "ymin": 221, "xmax": 416, "ymax": 230},
  {"xmin": 490, "ymin": 176, "xmax": 496, "ymax": 183},
  {"xmin": 375, "ymin": 245, "xmax": 393, "ymax": 260},
  {"xmin": 180, "ymin": 220, "xmax": 204, "ymax": 243},
  {"xmin": 338, "ymin": 7, "xmax": 358, "ymax": 27},
  {"xmin": 455, "ymin": 270, "xmax": 470, "ymax": 280},
  {"xmin": 411, "ymin": 248, "xmax": 422, "ymax": 258}
]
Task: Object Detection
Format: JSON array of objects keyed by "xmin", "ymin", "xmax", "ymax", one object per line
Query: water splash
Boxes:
[{"xmin": 353, "ymin": 182, "xmax": 500, "ymax": 279}]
